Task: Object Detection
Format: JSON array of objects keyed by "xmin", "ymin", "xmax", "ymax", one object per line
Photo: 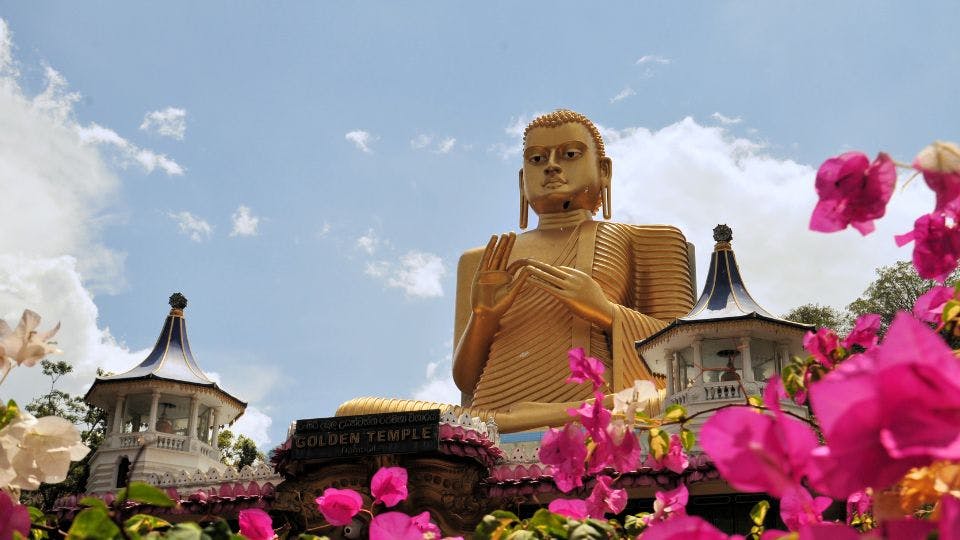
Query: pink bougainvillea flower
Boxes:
[
  {"xmin": 370, "ymin": 466, "xmax": 408, "ymax": 507},
  {"xmin": 845, "ymin": 490, "xmax": 872, "ymax": 525},
  {"xmin": 547, "ymin": 498, "xmax": 589, "ymax": 519},
  {"xmin": 700, "ymin": 406, "xmax": 817, "ymax": 498},
  {"xmin": 566, "ymin": 347, "xmax": 605, "ymax": 389},
  {"xmin": 646, "ymin": 484, "xmax": 688, "ymax": 523},
  {"xmin": 810, "ymin": 151, "xmax": 895, "ymax": 235},
  {"xmin": 842, "ymin": 313, "xmax": 881, "ymax": 351},
  {"xmin": 584, "ymin": 475, "xmax": 627, "ymax": 518},
  {"xmin": 642, "ymin": 515, "xmax": 740, "ymax": 540},
  {"xmin": 655, "ymin": 434, "xmax": 689, "ymax": 474},
  {"xmin": 567, "ymin": 392, "xmax": 611, "ymax": 441},
  {"xmin": 315, "ymin": 487, "xmax": 363, "ymax": 526},
  {"xmin": 238, "ymin": 508, "xmax": 276, "ymax": 540},
  {"xmin": 589, "ymin": 417, "xmax": 640, "ymax": 474},
  {"xmin": 915, "ymin": 141, "xmax": 960, "ymax": 216},
  {"xmin": 895, "ymin": 212, "xmax": 960, "ymax": 282},
  {"xmin": 913, "ymin": 285, "xmax": 955, "ymax": 324},
  {"xmin": 539, "ymin": 423, "xmax": 587, "ymax": 492},
  {"xmin": 941, "ymin": 494, "xmax": 960, "ymax": 540},
  {"xmin": 779, "ymin": 487, "xmax": 831, "ymax": 532},
  {"xmin": 808, "ymin": 313, "xmax": 960, "ymax": 499},
  {"xmin": 369, "ymin": 511, "xmax": 439, "ymax": 540},
  {"xmin": 793, "ymin": 523, "xmax": 860, "ymax": 540},
  {"xmin": 802, "ymin": 328, "xmax": 840, "ymax": 368},
  {"xmin": 0, "ymin": 491, "xmax": 30, "ymax": 540}
]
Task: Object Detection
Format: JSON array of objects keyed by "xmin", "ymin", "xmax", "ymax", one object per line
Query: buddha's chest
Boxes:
[{"xmin": 508, "ymin": 230, "xmax": 581, "ymax": 266}]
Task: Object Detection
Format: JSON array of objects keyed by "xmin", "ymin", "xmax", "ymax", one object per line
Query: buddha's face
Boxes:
[{"xmin": 521, "ymin": 122, "xmax": 611, "ymax": 216}]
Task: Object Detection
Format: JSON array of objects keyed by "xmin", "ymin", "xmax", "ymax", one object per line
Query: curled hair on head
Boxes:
[{"xmin": 523, "ymin": 109, "xmax": 606, "ymax": 158}]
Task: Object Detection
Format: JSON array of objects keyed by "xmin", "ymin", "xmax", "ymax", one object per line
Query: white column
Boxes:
[
  {"xmin": 210, "ymin": 407, "xmax": 221, "ymax": 444},
  {"xmin": 777, "ymin": 343, "xmax": 791, "ymax": 374},
  {"xmin": 112, "ymin": 394, "xmax": 126, "ymax": 434},
  {"xmin": 148, "ymin": 391, "xmax": 161, "ymax": 432},
  {"xmin": 692, "ymin": 338, "xmax": 703, "ymax": 383},
  {"xmin": 664, "ymin": 349, "xmax": 675, "ymax": 398},
  {"xmin": 187, "ymin": 397, "xmax": 199, "ymax": 442},
  {"xmin": 739, "ymin": 337, "xmax": 754, "ymax": 382}
]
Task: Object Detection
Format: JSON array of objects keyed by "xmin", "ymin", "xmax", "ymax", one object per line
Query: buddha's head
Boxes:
[{"xmin": 519, "ymin": 109, "xmax": 612, "ymax": 227}]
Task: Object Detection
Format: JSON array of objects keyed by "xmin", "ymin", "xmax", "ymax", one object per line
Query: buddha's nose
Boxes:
[{"xmin": 545, "ymin": 150, "xmax": 561, "ymax": 175}]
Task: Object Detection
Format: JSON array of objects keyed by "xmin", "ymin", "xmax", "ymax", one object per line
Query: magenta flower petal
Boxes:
[
  {"xmin": 701, "ymin": 407, "xmax": 816, "ymax": 498},
  {"xmin": 315, "ymin": 487, "xmax": 363, "ymax": 526},
  {"xmin": 795, "ymin": 522, "xmax": 860, "ymax": 540},
  {"xmin": 567, "ymin": 392, "xmax": 611, "ymax": 441},
  {"xmin": 642, "ymin": 515, "xmax": 732, "ymax": 540},
  {"xmin": 915, "ymin": 141, "xmax": 960, "ymax": 216},
  {"xmin": 779, "ymin": 487, "xmax": 830, "ymax": 531},
  {"xmin": 656, "ymin": 434, "xmax": 689, "ymax": 474},
  {"xmin": 802, "ymin": 328, "xmax": 839, "ymax": 368},
  {"xmin": 584, "ymin": 475, "xmax": 626, "ymax": 518},
  {"xmin": 589, "ymin": 418, "xmax": 641, "ymax": 474},
  {"xmin": 370, "ymin": 466, "xmax": 408, "ymax": 507},
  {"xmin": 810, "ymin": 152, "xmax": 895, "ymax": 236},
  {"xmin": 369, "ymin": 511, "xmax": 433, "ymax": 540},
  {"xmin": 896, "ymin": 212, "xmax": 960, "ymax": 282},
  {"xmin": 539, "ymin": 423, "xmax": 587, "ymax": 493},
  {"xmin": 566, "ymin": 347, "xmax": 605, "ymax": 389},
  {"xmin": 913, "ymin": 285, "xmax": 954, "ymax": 324},
  {"xmin": 0, "ymin": 492, "xmax": 30, "ymax": 540},
  {"xmin": 841, "ymin": 313, "xmax": 881, "ymax": 350},
  {"xmin": 238, "ymin": 508, "xmax": 275, "ymax": 540},
  {"xmin": 548, "ymin": 498, "xmax": 589, "ymax": 519}
]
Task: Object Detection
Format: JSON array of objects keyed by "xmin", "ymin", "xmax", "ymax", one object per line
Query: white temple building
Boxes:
[{"xmin": 83, "ymin": 293, "xmax": 254, "ymax": 494}]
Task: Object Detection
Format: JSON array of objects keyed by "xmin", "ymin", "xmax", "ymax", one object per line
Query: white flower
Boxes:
[
  {"xmin": 613, "ymin": 380, "xmax": 659, "ymax": 424},
  {"xmin": 0, "ymin": 409, "xmax": 89, "ymax": 490},
  {"xmin": 0, "ymin": 310, "xmax": 62, "ymax": 368}
]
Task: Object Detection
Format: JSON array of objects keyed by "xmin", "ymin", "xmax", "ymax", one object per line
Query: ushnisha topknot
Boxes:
[{"xmin": 523, "ymin": 109, "xmax": 606, "ymax": 158}]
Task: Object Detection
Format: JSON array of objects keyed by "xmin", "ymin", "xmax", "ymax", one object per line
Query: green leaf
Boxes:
[
  {"xmin": 27, "ymin": 506, "xmax": 46, "ymax": 524},
  {"xmin": 662, "ymin": 404, "xmax": 686, "ymax": 422},
  {"xmin": 159, "ymin": 523, "xmax": 203, "ymax": 540},
  {"xmin": 648, "ymin": 427, "xmax": 670, "ymax": 459},
  {"xmin": 568, "ymin": 520, "xmax": 610, "ymax": 540},
  {"xmin": 78, "ymin": 497, "xmax": 109, "ymax": 512},
  {"xmin": 528, "ymin": 508, "xmax": 568, "ymax": 538},
  {"xmin": 66, "ymin": 507, "xmax": 121, "ymax": 540},
  {"xmin": 200, "ymin": 519, "xmax": 245, "ymax": 540},
  {"xmin": 475, "ymin": 511, "xmax": 521, "ymax": 539},
  {"xmin": 297, "ymin": 535, "xmax": 329, "ymax": 540},
  {"xmin": 0, "ymin": 399, "xmax": 19, "ymax": 430},
  {"xmin": 506, "ymin": 531, "xmax": 537, "ymax": 540},
  {"xmin": 750, "ymin": 500, "xmax": 770, "ymax": 526},
  {"xmin": 124, "ymin": 514, "xmax": 171, "ymax": 535},
  {"xmin": 746, "ymin": 395, "xmax": 763, "ymax": 408},
  {"xmin": 116, "ymin": 482, "xmax": 174, "ymax": 508},
  {"xmin": 679, "ymin": 428, "xmax": 696, "ymax": 452},
  {"xmin": 624, "ymin": 514, "xmax": 650, "ymax": 536}
]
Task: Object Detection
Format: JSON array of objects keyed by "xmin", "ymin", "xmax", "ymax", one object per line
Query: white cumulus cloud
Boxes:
[
  {"xmin": 610, "ymin": 87, "xmax": 636, "ymax": 104},
  {"xmin": 139, "ymin": 107, "xmax": 187, "ymax": 140},
  {"xmin": 365, "ymin": 251, "xmax": 447, "ymax": 298},
  {"xmin": 411, "ymin": 133, "xmax": 456, "ymax": 154},
  {"xmin": 635, "ymin": 54, "xmax": 672, "ymax": 65},
  {"xmin": 169, "ymin": 211, "xmax": 212, "ymax": 242},
  {"xmin": 711, "ymin": 112, "xmax": 743, "ymax": 125},
  {"xmin": 230, "ymin": 205, "xmax": 260, "ymax": 237},
  {"xmin": 345, "ymin": 129, "xmax": 374, "ymax": 153},
  {"xmin": 601, "ymin": 117, "xmax": 931, "ymax": 314},
  {"xmin": 356, "ymin": 229, "xmax": 381, "ymax": 255},
  {"xmin": 411, "ymin": 353, "xmax": 460, "ymax": 404}
]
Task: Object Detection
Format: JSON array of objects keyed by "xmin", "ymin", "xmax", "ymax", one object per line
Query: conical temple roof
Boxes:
[
  {"xmin": 679, "ymin": 224, "xmax": 778, "ymax": 321},
  {"xmin": 637, "ymin": 225, "xmax": 810, "ymax": 352},
  {"xmin": 101, "ymin": 293, "xmax": 218, "ymax": 385}
]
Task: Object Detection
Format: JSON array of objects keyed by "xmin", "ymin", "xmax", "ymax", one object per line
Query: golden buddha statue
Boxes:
[{"xmin": 338, "ymin": 110, "xmax": 695, "ymax": 432}]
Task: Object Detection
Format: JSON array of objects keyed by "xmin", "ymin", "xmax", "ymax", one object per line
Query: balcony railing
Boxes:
[{"xmin": 667, "ymin": 380, "xmax": 766, "ymax": 407}]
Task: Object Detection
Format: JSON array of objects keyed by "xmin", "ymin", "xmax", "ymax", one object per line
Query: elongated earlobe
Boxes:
[
  {"xmin": 519, "ymin": 170, "xmax": 529, "ymax": 229},
  {"xmin": 601, "ymin": 184, "xmax": 611, "ymax": 220}
]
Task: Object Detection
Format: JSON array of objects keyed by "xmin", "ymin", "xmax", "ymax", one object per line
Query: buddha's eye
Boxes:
[
  {"xmin": 528, "ymin": 154, "xmax": 546, "ymax": 164},
  {"xmin": 563, "ymin": 149, "xmax": 582, "ymax": 160}
]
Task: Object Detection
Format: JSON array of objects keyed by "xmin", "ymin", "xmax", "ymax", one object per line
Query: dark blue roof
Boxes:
[
  {"xmin": 98, "ymin": 309, "xmax": 216, "ymax": 386},
  {"xmin": 680, "ymin": 246, "xmax": 776, "ymax": 321}
]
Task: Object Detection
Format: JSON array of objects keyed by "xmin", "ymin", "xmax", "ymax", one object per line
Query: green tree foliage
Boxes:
[
  {"xmin": 782, "ymin": 303, "xmax": 850, "ymax": 333},
  {"xmin": 217, "ymin": 429, "xmax": 265, "ymax": 470},
  {"xmin": 847, "ymin": 261, "xmax": 960, "ymax": 333},
  {"xmin": 21, "ymin": 360, "xmax": 107, "ymax": 510}
]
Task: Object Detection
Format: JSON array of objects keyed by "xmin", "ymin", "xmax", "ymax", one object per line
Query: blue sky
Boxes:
[{"xmin": 1, "ymin": 2, "xmax": 958, "ymax": 449}]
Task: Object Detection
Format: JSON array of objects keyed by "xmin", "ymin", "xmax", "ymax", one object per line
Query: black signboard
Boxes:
[{"xmin": 290, "ymin": 409, "xmax": 440, "ymax": 460}]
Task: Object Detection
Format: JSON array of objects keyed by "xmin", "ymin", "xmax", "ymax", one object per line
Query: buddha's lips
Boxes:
[{"xmin": 543, "ymin": 179, "xmax": 567, "ymax": 188}]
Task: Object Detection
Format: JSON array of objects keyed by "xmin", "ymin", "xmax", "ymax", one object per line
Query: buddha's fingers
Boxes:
[
  {"xmin": 489, "ymin": 232, "xmax": 516, "ymax": 271},
  {"xmin": 524, "ymin": 266, "xmax": 569, "ymax": 293},
  {"xmin": 479, "ymin": 235, "xmax": 499, "ymax": 272},
  {"xmin": 522, "ymin": 259, "xmax": 571, "ymax": 280}
]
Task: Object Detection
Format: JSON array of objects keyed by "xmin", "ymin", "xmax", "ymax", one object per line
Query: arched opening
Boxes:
[{"xmin": 116, "ymin": 456, "xmax": 131, "ymax": 488}]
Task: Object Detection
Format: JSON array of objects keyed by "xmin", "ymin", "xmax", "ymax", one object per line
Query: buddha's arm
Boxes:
[{"xmin": 452, "ymin": 235, "xmax": 530, "ymax": 395}]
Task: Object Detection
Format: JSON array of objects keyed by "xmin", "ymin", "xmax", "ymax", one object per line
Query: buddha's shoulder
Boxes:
[{"xmin": 599, "ymin": 222, "xmax": 688, "ymax": 243}]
